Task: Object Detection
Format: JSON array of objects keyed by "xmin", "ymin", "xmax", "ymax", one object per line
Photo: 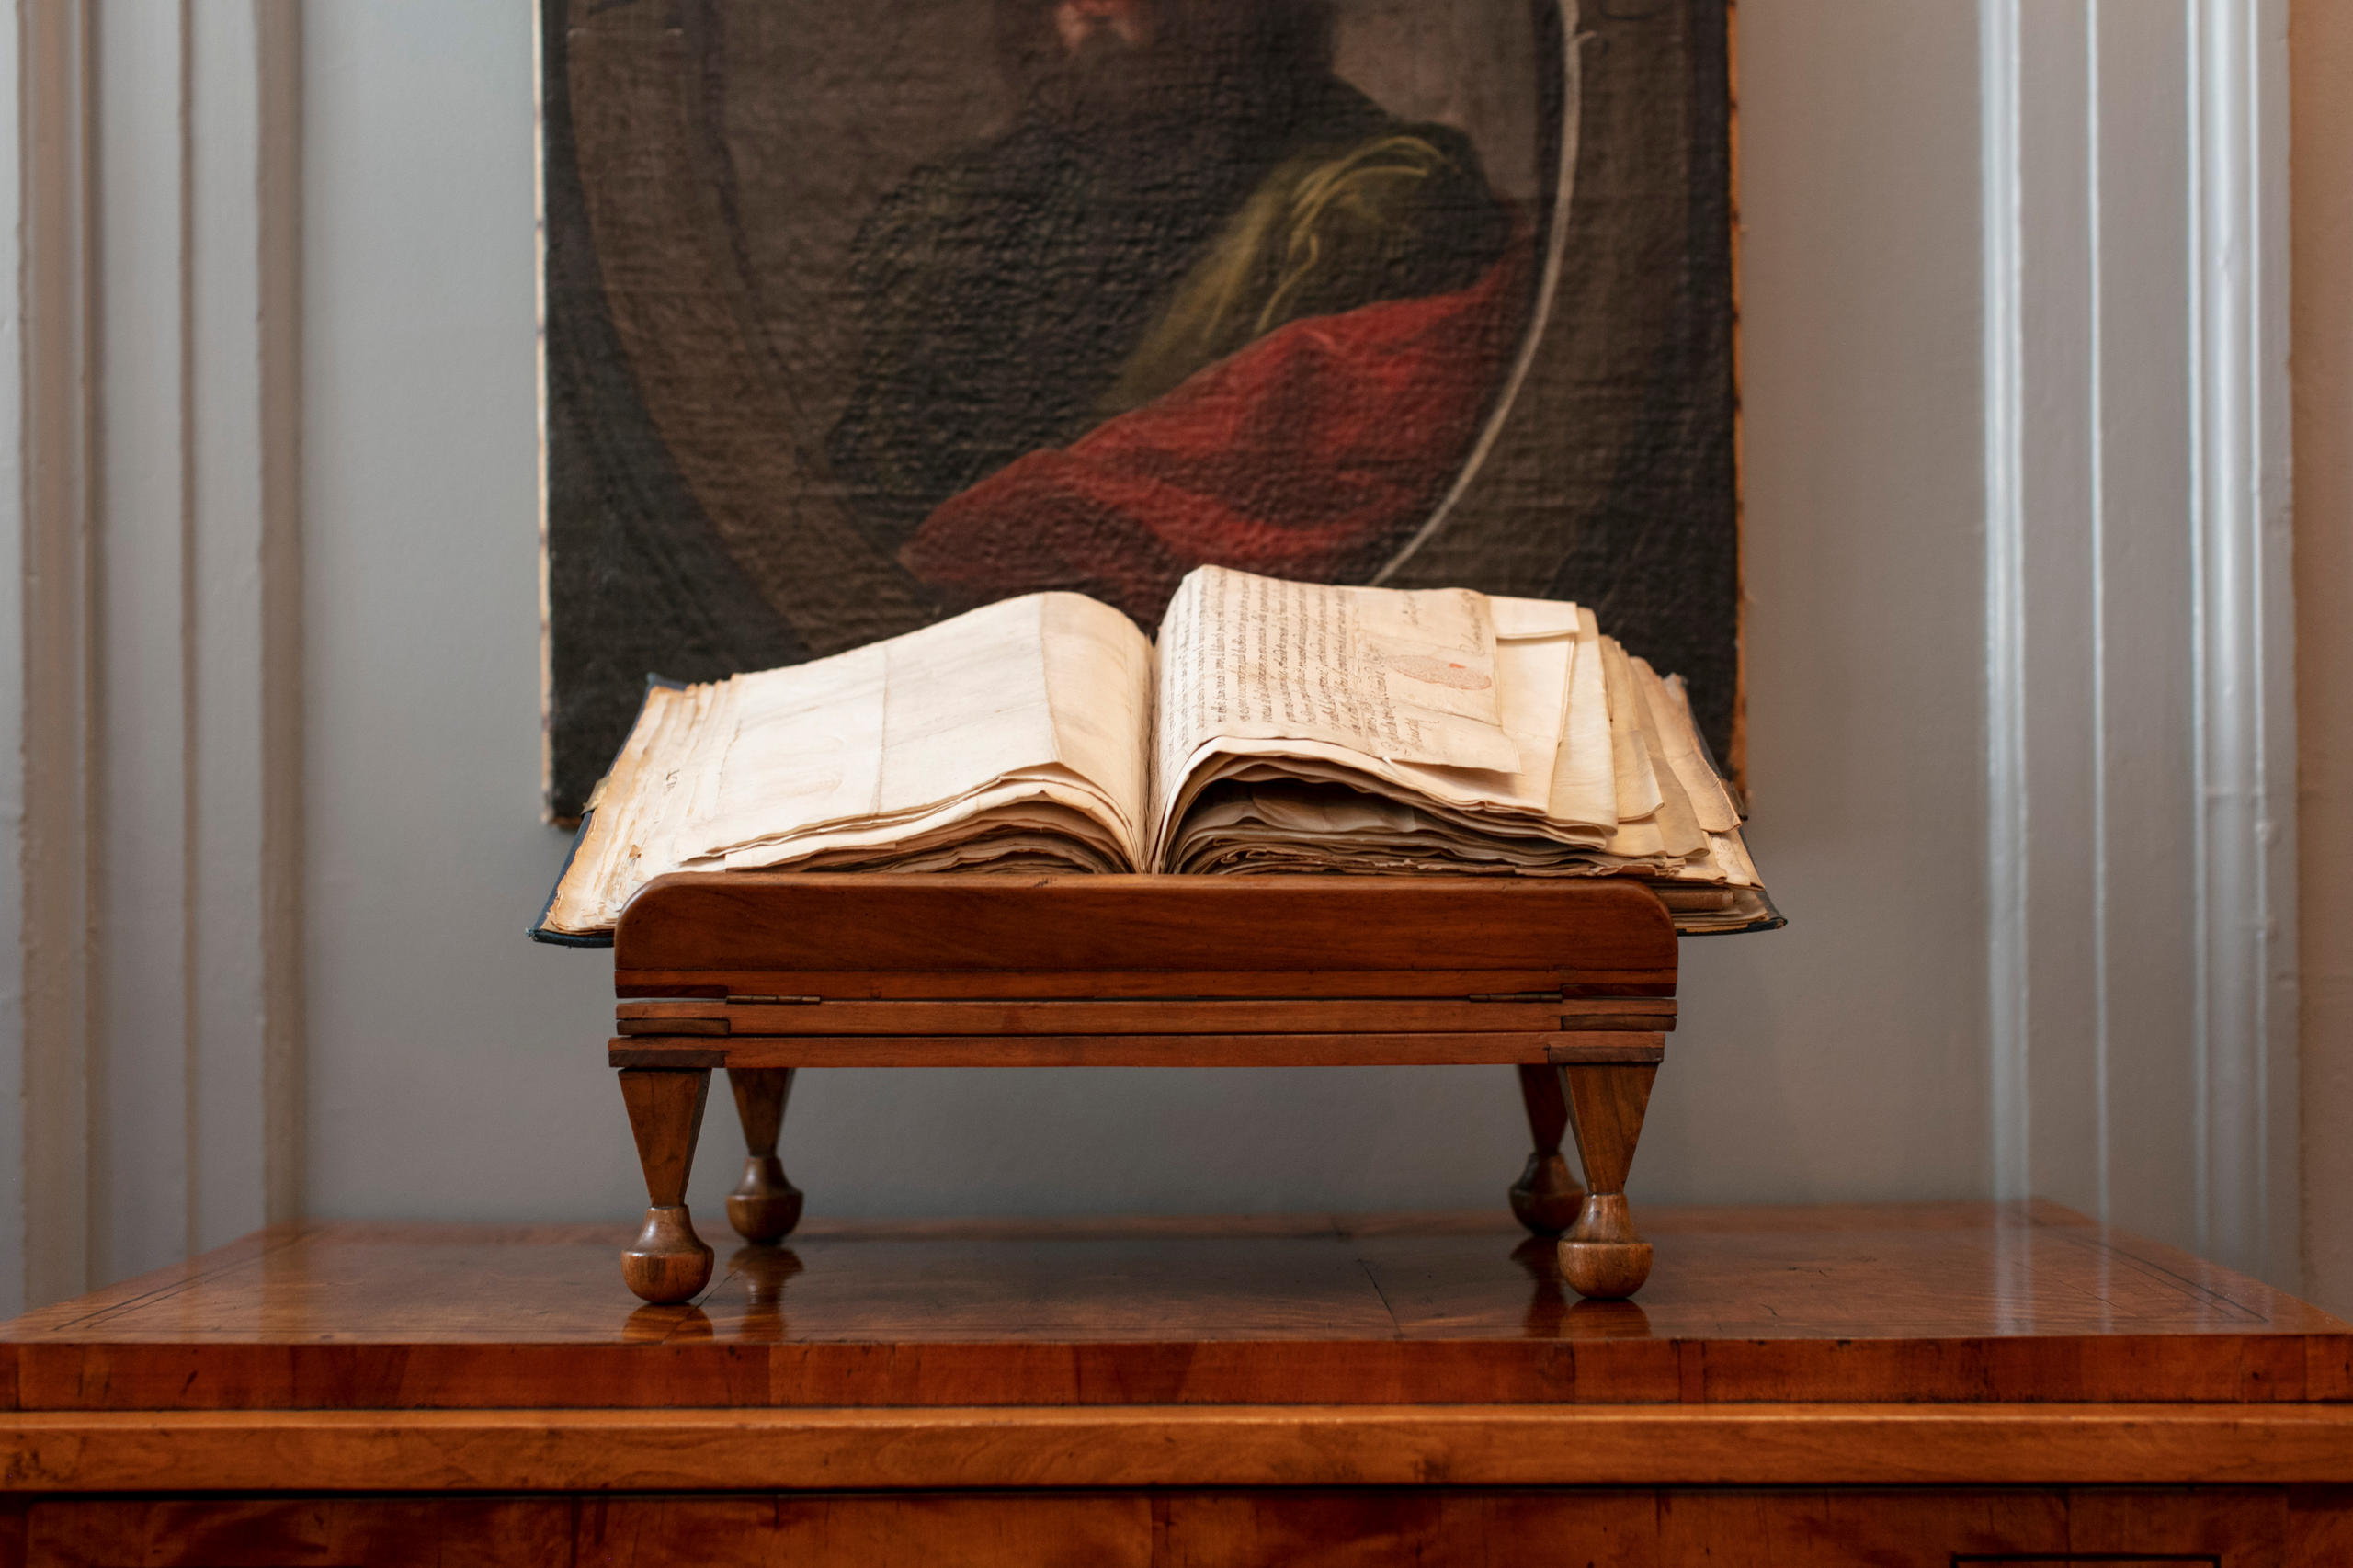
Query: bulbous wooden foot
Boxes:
[
  {"xmin": 1508, "ymin": 1064, "xmax": 1586, "ymax": 1235},
  {"xmin": 727, "ymin": 1155, "xmax": 805, "ymax": 1243},
  {"xmin": 622, "ymin": 1203, "xmax": 714, "ymax": 1304},
  {"xmin": 724, "ymin": 1068, "xmax": 804, "ymax": 1242},
  {"xmin": 1559, "ymin": 1194, "xmax": 1654, "ymax": 1301}
]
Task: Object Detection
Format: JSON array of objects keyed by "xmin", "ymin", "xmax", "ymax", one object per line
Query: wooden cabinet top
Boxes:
[{"xmin": 4, "ymin": 1202, "xmax": 2342, "ymax": 1412}]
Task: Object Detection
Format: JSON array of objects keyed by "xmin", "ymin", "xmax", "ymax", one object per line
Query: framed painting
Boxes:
[{"xmin": 540, "ymin": 0, "xmax": 1737, "ymax": 820}]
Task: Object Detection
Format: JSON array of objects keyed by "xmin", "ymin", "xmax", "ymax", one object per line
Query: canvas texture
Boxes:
[{"xmin": 541, "ymin": 0, "xmax": 1737, "ymax": 820}]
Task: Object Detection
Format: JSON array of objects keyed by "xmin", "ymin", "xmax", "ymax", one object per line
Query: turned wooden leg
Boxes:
[
  {"xmin": 618, "ymin": 1067, "xmax": 714, "ymax": 1304},
  {"xmin": 1557, "ymin": 1061, "xmax": 1657, "ymax": 1301},
  {"xmin": 1508, "ymin": 1063, "xmax": 1586, "ymax": 1235},
  {"xmin": 725, "ymin": 1066, "xmax": 805, "ymax": 1243}
]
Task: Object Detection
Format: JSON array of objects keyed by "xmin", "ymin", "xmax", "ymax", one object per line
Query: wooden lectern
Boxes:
[{"xmin": 606, "ymin": 874, "xmax": 1676, "ymax": 1305}]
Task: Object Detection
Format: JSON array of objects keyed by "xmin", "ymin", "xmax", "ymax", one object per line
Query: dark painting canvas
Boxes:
[{"xmin": 541, "ymin": 0, "xmax": 1736, "ymax": 820}]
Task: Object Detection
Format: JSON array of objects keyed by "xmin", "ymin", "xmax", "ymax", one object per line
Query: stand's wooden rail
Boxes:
[{"xmin": 606, "ymin": 874, "xmax": 1677, "ymax": 1304}]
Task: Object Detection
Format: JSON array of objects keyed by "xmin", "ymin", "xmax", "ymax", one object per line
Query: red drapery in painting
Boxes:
[{"xmin": 901, "ymin": 247, "xmax": 1528, "ymax": 621}]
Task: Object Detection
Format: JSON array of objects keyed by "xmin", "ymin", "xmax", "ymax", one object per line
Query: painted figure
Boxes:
[{"xmin": 831, "ymin": 0, "xmax": 1529, "ymax": 619}]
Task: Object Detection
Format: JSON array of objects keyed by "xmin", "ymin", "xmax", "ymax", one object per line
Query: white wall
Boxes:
[
  {"xmin": 0, "ymin": 0, "xmax": 2311, "ymax": 1308},
  {"xmin": 302, "ymin": 1, "xmax": 610, "ymax": 1223},
  {"xmin": 1648, "ymin": 0, "xmax": 1995, "ymax": 1205}
]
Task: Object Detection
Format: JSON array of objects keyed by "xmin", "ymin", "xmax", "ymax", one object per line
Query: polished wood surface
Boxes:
[
  {"xmin": 620, "ymin": 967, "xmax": 1672, "ymax": 1000},
  {"xmin": 6, "ymin": 1403, "xmax": 2353, "ymax": 1494},
  {"xmin": 608, "ymin": 1030, "xmax": 1671, "ymax": 1069},
  {"xmin": 3, "ymin": 1205, "xmax": 2344, "ymax": 1412},
  {"xmin": 14, "ymin": 1485, "xmax": 2348, "ymax": 1567},
  {"xmin": 612, "ymin": 875, "xmax": 1679, "ymax": 995},
  {"xmin": 620, "ymin": 997, "xmax": 1679, "ymax": 1033},
  {"xmin": 6, "ymin": 1208, "xmax": 2351, "ymax": 1560}
]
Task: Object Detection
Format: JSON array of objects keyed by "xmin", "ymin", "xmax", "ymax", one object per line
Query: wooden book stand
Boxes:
[{"xmin": 607, "ymin": 874, "xmax": 1676, "ymax": 1305}]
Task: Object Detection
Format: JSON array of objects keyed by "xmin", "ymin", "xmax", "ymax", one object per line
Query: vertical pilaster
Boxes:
[
  {"xmin": 5, "ymin": 0, "xmax": 306, "ymax": 1308},
  {"xmin": 1977, "ymin": 0, "xmax": 2295, "ymax": 1284}
]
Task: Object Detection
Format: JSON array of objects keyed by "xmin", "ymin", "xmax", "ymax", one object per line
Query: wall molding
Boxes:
[
  {"xmin": 2187, "ymin": 0, "xmax": 2298, "ymax": 1281},
  {"xmin": 254, "ymin": 0, "xmax": 304, "ymax": 1238},
  {"xmin": 1979, "ymin": 0, "xmax": 2029, "ymax": 1205},
  {"xmin": 4, "ymin": 0, "xmax": 304, "ymax": 1312},
  {"xmin": 1979, "ymin": 0, "xmax": 2297, "ymax": 1283}
]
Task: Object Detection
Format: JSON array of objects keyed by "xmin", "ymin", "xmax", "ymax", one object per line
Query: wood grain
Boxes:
[
  {"xmin": 0, "ymin": 1207, "xmax": 2344, "ymax": 1413},
  {"xmin": 1560, "ymin": 1062, "xmax": 1659, "ymax": 1299},
  {"xmin": 617, "ymin": 968, "xmax": 1677, "ymax": 1001},
  {"xmin": 618, "ymin": 997, "xmax": 1677, "ymax": 1033},
  {"xmin": 581, "ymin": 1494, "xmax": 1157, "ymax": 1568},
  {"xmin": 722, "ymin": 1067, "xmax": 803, "ymax": 1244},
  {"xmin": 612, "ymin": 874, "xmax": 1678, "ymax": 983},
  {"xmin": 18, "ymin": 1488, "xmax": 2338, "ymax": 1567},
  {"xmin": 2291, "ymin": 1486, "xmax": 2353, "ymax": 1567},
  {"xmin": 5, "ymin": 1201, "xmax": 2349, "ymax": 1562},
  {"xmin": 618, "ymin": 1070, "xmax": 707, "ymax": 1207},
  {"xmin": 607, "ymin": 1032, "xmax": 1670, "ymax": 1068},
  {"xmin": 1508, "ymin": 1064, "xmax": 1584, "ymax": 1236},
  {"xmin": 4, "ymin": 1403, "xmax": 2353, "ymax": 1494},
  {"xmin": 24, "ymin": 1496, "xmax": 573, "ymax": 1567},
  {"xmin": 2057, "ymin": 1483, "xmax": 2286, "ymax": 1559},
  {"xmin": 617, "ymin": 1070, "xmax": 713, "ymax": 1304}
]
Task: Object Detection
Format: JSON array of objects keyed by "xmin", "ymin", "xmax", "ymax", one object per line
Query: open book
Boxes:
[{"xmin": 534, "ymin": 566, "xmax": 1780, "ymax": 941}]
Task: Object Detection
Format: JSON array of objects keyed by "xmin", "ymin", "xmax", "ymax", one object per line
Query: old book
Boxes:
[{"xmin": 533, "ymin": 566, "xmax": 1779, "ymax": 942}]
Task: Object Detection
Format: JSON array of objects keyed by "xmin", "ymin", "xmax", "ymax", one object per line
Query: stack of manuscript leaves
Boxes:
[{"xmin": 537, "ymin": 566, "xmax": 1775, "ymax": 939}]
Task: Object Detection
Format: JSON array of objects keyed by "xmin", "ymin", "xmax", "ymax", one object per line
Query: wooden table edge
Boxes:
[
  {"xmin": 605, "ymin": 1032, "xmax": 1669, "ymax": 1068},
  {"xmin": 5, "ymin": 1402, "xmax": 2350, "ymax": 1493}
]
